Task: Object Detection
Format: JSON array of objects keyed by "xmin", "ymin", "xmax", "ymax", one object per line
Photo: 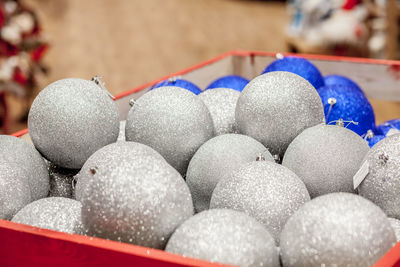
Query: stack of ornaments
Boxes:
[{"xmin": 1, "ymin": 55, "xmax": 400, "ymax": 267}]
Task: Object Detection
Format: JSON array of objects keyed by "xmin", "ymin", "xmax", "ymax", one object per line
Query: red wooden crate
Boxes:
[{"xmin": 5, "ymin": 50, "xmax": 400, "ymax": 266}]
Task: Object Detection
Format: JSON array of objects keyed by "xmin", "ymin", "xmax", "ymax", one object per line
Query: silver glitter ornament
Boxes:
[
  {"xmin": 117, "ymin": 120, "xmax": 126, "ymax": 142},
  {"xmin": 198, "ymin": 88, "xmax": 240, "ymax": 135},
  {"xmin": 80, "ymin": 146, "xmax": 193, "ymax": 249},
  {"xmin": 280, "ymin": 193, "xmax": 396, "ymax": 267},
  {"xmin": 389, "ymin": 218, "xmax": 400, "ymax": 242},
  {"xmin": 210, "ymin": 160, "xmax": 310, "ymax": 242},
  {"xmin": 283, "ymin": 124, "xmax": 369, "ymax": 198},
  {"xmin": 12, "ymin": 197, "xmax": 83, "ymax": 234},
  {"xmin": 186, "ymin": 133, "xmax": 272, "ymax": 212},
  {"xmin": 125, "ymin": 86, "xmax": 214, "ymax": 175},
  {"xmin": 235, "ymin": 71, "xmax": 325, "ymax": 156},
  {"xmin": 0, "ymin": 135, "xmax": 49, "ymax": 200},
  {"xmin": 166, "ymin": 209, "xmax": 280, "ymax": 267},
  {"xmin": 359, "ymin": 134, "xmax": 400, "ymax": 219},
  {"xmin": 28, "ymin": 78, "xmax": 120, "ymax": 169},
  {"xmin": 0, "ymin": 156, "xmax": 32, "ymax": 220},
  {"xmin": 74, "ymin": 141, "xmax": 167, "ymax": 201},
  {"xmin": 48, "ymin": 163, "xmax": 77, "ymax": 199}
]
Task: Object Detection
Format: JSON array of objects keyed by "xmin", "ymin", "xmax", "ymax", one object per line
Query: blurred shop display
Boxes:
[
  {"xmin": 286, "ymin": 0, "xmax": 400, "ymax": 59},
  {"xmin": 0, "ymin": 0, "xmax": 48, "ymax": 134}
]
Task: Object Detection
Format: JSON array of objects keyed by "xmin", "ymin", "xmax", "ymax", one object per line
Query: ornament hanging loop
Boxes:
[
  {"xmin": 326, "ymin": 97, "xmax": 336, "ymax": 120},
  {"xmin": 328, "ymin": 119, "xmax": 358, "ymax": 128},
  {"xmin": 91, "ymin": 76, "xmax": 115, "ymax": 100}
]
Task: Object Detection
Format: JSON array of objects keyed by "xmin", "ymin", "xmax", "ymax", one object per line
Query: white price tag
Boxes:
[
  {"xmin": 387, "ymin": 128, "xmax": 400, "ymax": 136},
  {"xmin": 353, "ymin": 160, "xmax": 369, "ymax": 190}
]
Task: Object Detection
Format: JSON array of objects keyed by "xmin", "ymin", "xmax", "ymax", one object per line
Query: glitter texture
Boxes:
[
  {"xmin": 280, "ymin": 193, "xmax": 396, "ymax": 267},
  {"xmin": 324, "ymin": 75, "xmax": 363, "ymax": 92},
  {"xmin": 375, "ymin": 119, "xmax": 400, "ymax": 136},
  {"xmin": 205, "ymin": 75, "xmax": 249, "ymax": 92},
  {"xmin": 186, "ymin": 134, "xmax": 272, "ymax": 212},
  {"xmin": 210, "ymin": 160, "xmax": 310, "ymax": 242},
  {"xmin": 359, "ymin": 134, "xmax": 400, "ymax": 219},
  {"xmin": 75, "ymin": 141, "xmax": 167, "ymax": 201},
  {"xmin": 28, "ymin": 78, "xmax": 120, "ymax": 169},
  {"xmin": 236, "ymin": 71, "xmax": 325, "ymax": 156},
  {"xmin": 318, "ymin": 85, "xmax": 375, "ymax": 135},
  {"xmin": 48, "ymin": 163, "xmax": 78, "ymax": 199},
  {"xmin": 198, "ymin": 88, "xmax": 240, "ymax": 135},
  {"xmin": 166, "ymin": 209, "xmax": 279, "ymax": 267},
  {"xmin": 12, "ymin": 197, "xmax": 83, "ymax": 234},
  {"xmin": 389, "ymin": 218, "xmax": 400, "ymax": 242},
  {"xmin": 0, "ymin": 135, "xmax": 49, "ymax": 200},
  {"xmin": 0, "ymin": 156, "xmax": 31, "ymax": 220},
  {"xmin": 283, "ymin": 124, "xmax": 369, "ymax": 198},
  {"xmin": 117, "ymin": 120, "xmax": 126, "ymax": 142},
  {"xmin": 262, "ymin": 57, "xmax": 325, "ymax": 89},
  {"xmin": 80, "ymin": 145, "xmax": 193, "ymax": 249},
  {"xmin": 151, "ymin": 79, "xmax": 202, "ymax": 95},
  {"xmin": 125, "ymin": 86, "xmax": 214, "ymax": 175}
]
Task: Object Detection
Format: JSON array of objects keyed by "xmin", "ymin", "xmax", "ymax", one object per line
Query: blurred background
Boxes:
[{"xmin": 0, "ymin": 0, "xmax": 399, "ymax": 134}]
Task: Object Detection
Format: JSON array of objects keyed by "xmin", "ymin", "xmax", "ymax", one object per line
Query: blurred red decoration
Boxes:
[{"xmin": 0, "ymin": 0, "xmax": 48, "ymax": 133}]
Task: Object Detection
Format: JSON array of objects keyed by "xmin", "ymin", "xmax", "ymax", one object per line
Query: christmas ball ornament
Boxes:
[
  {"xmin": 198, "ymin": 88, "xmax": 240, "ymax": 135},
  {"xmin": 12, "ymin": 197, "xmax": 83, "ymax": 234},
  {"xmin": 0, "ymin": 135, "xmax": 49, "ymax": 200},
  {"xmin": 117, "ymin": 120, "xmax": 126, "ymax": 142},
  {"xmin": 0, "ymin": 156, "xmax": 31, "ymax": 220},
  {"xmin": 389, "ymin": 218, "xmax": 400, "ymax": 242},
  {"xmin": 80, "ymin": 147, "xmax": 193, "ymax": 249},
  {"xmin": 75, "ymin": 141, "xmax": 167, "ymax": 201},
  {"xmin": 280, "ymin": 193, "xmax": 396, "ymax": 267},
  {"xmin": 151, "ymin": 78, "xmax": 202, "ymax": 95},
  {"xmin": 375, "ymin": 119, "xmax": 400, "ymax": 135},
  {"xmin": 262, "ymin": 56, "xmax": 325, "ymax": 89},
  {"xmin": 317, "ymin": 85, "xmax": 375, "ymax": 135},
  {"xmin": 236, "ymin": 71, "xmax": 325, "ymax": 156},
  {"xmin": 48, "ymin": 163, "xmax": 77, "ymax": 199},
  {"xmin": 125, "ymin": 86, "xmax": 214, "ymax": 175},
  {"xmin": 210, "ymin": 160, "xmax": 310, "ymax": 242},
  {"xmin": 283, "ymin": 124, "xmax": 369, "ymax": 198},
  {"xmin": 358, "ymin": 134, "xmax": 400, "ymax": 219},
  {"xmin": 186, "ymin": 134, "xmax": 272, "ymax": 212},
  {"xmin": 324, "ymin": 74, "xmax": 363, "ymax": 92},
  {"xmin": 166, "ymin": 209, "xmax": 279, "ymax": 267},
  {"xmin": 28, "ymin": 78, "xmax": 120, "ymax": 169},
  {"xmin": 205, "ymin": 75, "xmax": 249, "ymax": 92}
]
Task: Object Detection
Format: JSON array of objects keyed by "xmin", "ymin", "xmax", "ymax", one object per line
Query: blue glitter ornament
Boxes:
[
  {"xmin": 262, "ymin": 57, "xmax": 324, "ymax": 89},
  {"xmin": 375, "ymin": 119, "xmax": 400, "ymax": 135},
  {"xmin": 318, "ymin": 85, "xmax": 375, "ymax": 136},
  {"xmin": 324, "ymin": 75, "xmax": 363, "ymax": 93},
  {"xmin": 151, "ymin": 78, "xmax": 202, "ymax": 95},
  {"xmin": 205, "ymin": 75, "xmax": 249, "ymax": 92}
]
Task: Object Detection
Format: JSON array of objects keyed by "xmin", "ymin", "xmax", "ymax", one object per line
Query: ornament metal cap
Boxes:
[
  {"xmin": 89, "ymin": 167, "xmax": 98, "ymax": 175},
  {"xmin": 256, "ymin": 153, "xmax": 265, "ymax": 161},
  {"xmin": 364, "ymin": 129, "xmax": 375, "ymax": 140},
  {"xmin": 129, "ymin": 99, "xmax": 136, "ymax": 107},
  {"xmin": 91, "ymin": 76, "xmax": 114, "ymax": 100},
  {"xmin": 336, "ymin": 119, "xmax": 345, "ymax": 127}
]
